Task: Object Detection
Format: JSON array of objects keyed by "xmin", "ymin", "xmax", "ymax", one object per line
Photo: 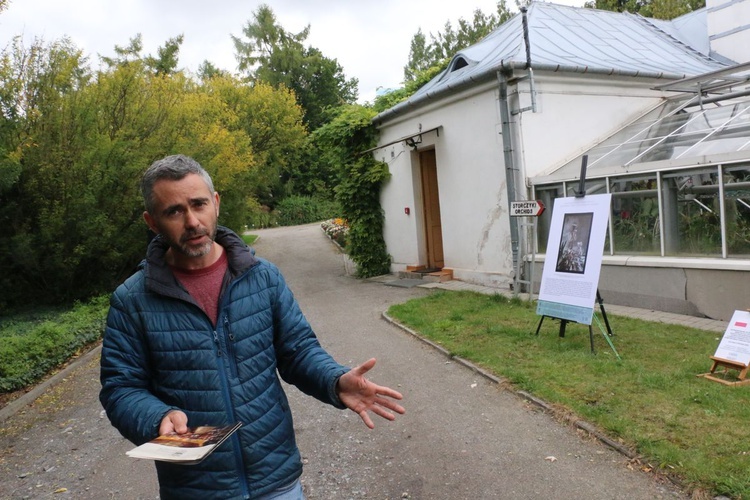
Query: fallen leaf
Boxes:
[
  {"xmin": 54, "ymin": 488, "xmax": 68, "ymax": 494},
  {"xmin": 545, "ymin": 456, "xmax": 557, "ymax": 462}
]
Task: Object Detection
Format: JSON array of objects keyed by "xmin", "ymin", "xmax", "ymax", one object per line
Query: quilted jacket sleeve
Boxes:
[
  {"xmin": 99, "ymin": 287, "xmax": 177, "ymax": 445},
  {"xmin": 268, "ymin": 265, "xmax": 350, "ymax": 408}
]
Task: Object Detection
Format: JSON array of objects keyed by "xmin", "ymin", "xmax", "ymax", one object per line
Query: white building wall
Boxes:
[
  {"xmin": 376, "ymin": 83, "xmax": 515, "ymax": 287},
  {"xmin": 376, "ymin": 74, "xmax": 670, "ymax": 289}
]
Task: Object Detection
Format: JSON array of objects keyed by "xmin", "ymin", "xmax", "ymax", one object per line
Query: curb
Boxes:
[
  {"xmin": 381, "ymin": 311, "xmax": 638, "ymax": 460},
  {"xmin": 0, "ymin": 344, "xmax": 102, "ymax": 423}
]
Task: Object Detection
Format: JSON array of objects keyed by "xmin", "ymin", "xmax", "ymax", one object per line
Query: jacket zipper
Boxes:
[
  {"xmin": 224, "ymin": 316, "xmax": 239, "ymax": 379},
  {"xmin": 216, "ymin": 270, "xmax": 251, "ymax": 498}
]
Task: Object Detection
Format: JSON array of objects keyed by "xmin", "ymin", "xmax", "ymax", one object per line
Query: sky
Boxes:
[{"xmin": 0, "ymin": 0, "xmax": 584, "ymax": 104}]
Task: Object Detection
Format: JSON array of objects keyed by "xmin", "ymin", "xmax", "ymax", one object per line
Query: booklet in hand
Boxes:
[{"xmin": 126, "ymin": 422, "xmax": 242, "ymax": 465}]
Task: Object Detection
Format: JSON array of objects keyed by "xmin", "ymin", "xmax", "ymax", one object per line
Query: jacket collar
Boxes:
[{"xmin": 143, "ymin": 226, "xmax": 257, "ymax": 298}]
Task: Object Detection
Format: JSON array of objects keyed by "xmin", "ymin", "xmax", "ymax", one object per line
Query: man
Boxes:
[{"xmin": 100, "ymin": 154, "xmax": 405, "ymax": 499}]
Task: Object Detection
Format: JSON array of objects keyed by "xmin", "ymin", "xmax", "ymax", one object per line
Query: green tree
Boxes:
[
  {"xmin": 232, "ymin": 4, "xmax": 357, "ymax": 130},
  {"xmin": 403, "ymin": 0, "xmax": 514, "ymax": 83},
  {"xmin": 197, "ymin": 60, "xmax": 230, "ymax": 81},
  {"xmin": 101, "ymin": 34, "xmax": 144, "ymax": 67},
  {"xmin": 0, "ymin": 36, "xmax": 99, "ymax": 306},
  {"xmin": 0, "ymin": 25, "xmax": 322, "ymax": 309},
  {"xmin": 144, "ymin": 35, "xmax": 184, "ymax": 75},
  {"xmin": 0, "ymin": 36, "xmax": 262, "ymax": 307},
  {"xmin": 373, "ymin": 65, "xmax": 445, "ymax": 113},
  {"xmin": 201, "ymin": 76, "xmax": 306, "ymax": 207},
  {"xmin": 584, "ymin": 0, "xmax": 705, "ymax": 19},
  {"xmin": 403, "ymin": 29, "xmax": 432, "ymax": 83}
]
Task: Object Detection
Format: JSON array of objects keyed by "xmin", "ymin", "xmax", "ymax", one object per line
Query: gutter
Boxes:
[{"xmin": 373, "ymin": 61, "xmax": 697, "ymax": 126}]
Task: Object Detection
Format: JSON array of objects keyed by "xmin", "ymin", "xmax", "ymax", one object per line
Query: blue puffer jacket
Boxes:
[{"xmin": 100, "ymin": 227, "xmax": 350, "ymax": 499}]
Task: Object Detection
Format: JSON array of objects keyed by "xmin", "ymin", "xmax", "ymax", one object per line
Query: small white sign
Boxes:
[
  {"xmin": 510, "ymin": 200, "xmax": 545, "ymax": 217},
  {"xmin": 714, "ymin": 310, "xmax": 750, "ymax": 366}
]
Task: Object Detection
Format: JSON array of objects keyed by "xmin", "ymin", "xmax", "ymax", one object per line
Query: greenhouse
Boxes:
[{"xmin": 532, "ymin": 63, "xmax": 750, "ymax": 261}]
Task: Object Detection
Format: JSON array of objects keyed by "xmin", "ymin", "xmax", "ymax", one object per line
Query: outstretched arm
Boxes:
[{"xmin": 336, "ymin": 358, "xmax": 405, "ymax": 429}]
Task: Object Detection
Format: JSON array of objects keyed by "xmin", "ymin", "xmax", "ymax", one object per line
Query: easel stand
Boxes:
[
  {"xmin": 535, "ymin": 290, "xmax": 618, "ymax": 358},
  {"xmin": 534, "ymin": 156, "xmax": 621, "ymax": 360},
  {"xmin": 535, "ymin": 315, "xmax": 596, "ymax": 352},
  {"xmin": 700, "ymin": 357, "xmax": 750, "ymax": 386}
]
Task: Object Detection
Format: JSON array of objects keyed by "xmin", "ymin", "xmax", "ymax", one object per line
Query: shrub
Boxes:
[
  {"xmin": 0, "ymin": 296, "xmax": 108, "ymax": 393},
  {"xmin": 275, "ymin": 195, "xmax": 341, "ymax": 226},
  {"xmin": 245, "ymin": 198, "xmax": 278, "ymax": 229}
]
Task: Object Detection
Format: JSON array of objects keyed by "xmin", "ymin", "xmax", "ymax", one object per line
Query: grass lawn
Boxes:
[
  {"xmin": 388, "ymin": 290, "xmax": 750, "ymax": 499},
  {"xmin": 242, "ymin": 234, "xmax": 258, "ymax": 245}
]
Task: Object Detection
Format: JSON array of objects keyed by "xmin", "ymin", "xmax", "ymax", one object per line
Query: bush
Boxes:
[
  {"xmin": 0, "ymin": 296, "xmax": 108, "ymax": 393},
  {"xmin": 275, "ymin": 195, "xmax": 341, "ymax": 226},
  {"xmin": 245, "ymin": 198, "xmax": 278, "ymax": 229}
]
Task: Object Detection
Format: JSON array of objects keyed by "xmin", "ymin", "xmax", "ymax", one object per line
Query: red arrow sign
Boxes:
[{"xmin": 510, "ymin": 200, "xmax": 545, "ymax": 217}]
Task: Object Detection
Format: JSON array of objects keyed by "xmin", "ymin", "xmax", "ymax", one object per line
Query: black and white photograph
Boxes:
[{"xmin": 555, "ymin": 212, "xmax": 593, "ymax": 274}]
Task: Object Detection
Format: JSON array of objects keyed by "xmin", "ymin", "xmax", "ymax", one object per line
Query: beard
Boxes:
[{"xmin": 170, "ymin": 224, "xmax": 218, "ymax": 258}]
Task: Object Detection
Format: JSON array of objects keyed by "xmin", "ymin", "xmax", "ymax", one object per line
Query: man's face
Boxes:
[{"xmin": 143, "ymin": 173, "xmax": 220, "ymax": 267}]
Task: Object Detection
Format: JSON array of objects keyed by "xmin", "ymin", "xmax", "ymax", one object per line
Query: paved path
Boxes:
[{"xmin": 0, "ymin": 223, "xmax": 689, "ymax": 499}]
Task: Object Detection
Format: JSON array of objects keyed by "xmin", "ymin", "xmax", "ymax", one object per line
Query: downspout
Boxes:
[
  {"xmin": 497, "ymin": 69, "xmax": 520, "ymax": 280},
  {"xmin": 499, "ymin": 6, "xmax": 534, "ymax": 289}
]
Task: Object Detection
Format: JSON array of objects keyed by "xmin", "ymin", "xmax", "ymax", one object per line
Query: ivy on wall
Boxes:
[{"xmin": 312, "ymin": 105, "xmax": 391, "ymax": 277}]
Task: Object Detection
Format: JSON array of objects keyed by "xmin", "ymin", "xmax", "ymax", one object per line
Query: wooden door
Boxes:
[{"xmin": 420, "ymin": 149, "xmax": 444, "ymax": 269}]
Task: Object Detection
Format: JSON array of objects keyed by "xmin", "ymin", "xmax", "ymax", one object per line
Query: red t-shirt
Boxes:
[{"xmin": 170, "ymin": 250, "xmax": 228, "ymax": 326}]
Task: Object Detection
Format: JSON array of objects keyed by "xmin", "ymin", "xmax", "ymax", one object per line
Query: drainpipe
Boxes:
[
  {"xmin": 497, "ymin": 68, "xmax": 521, "ymax": 283},
  {"xmin": 499, "ymin": 6, "xmax": 535, "ymax": 290}
]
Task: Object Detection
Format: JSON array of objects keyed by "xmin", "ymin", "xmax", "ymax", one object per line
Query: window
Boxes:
[
  {"xmin": 662, "ymin": 168, "xmax": 722, "ymax": 256},
  {"xmin": 610, "ymin": 175, "xmax": 660, "ymax": 254},
  {"xmin": 724, "ymin": 164, "xmax": 750, "ymax": 257}
]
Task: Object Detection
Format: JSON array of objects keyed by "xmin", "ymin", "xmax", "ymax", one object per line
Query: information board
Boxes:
[{"xmin": 714, "ymin": 310, "xmax": 750, "ymax": 366}]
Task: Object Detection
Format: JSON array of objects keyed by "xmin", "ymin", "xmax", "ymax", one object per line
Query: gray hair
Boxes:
[{"xmin": 141, "ymin": 154, "xmax": 215, "ymax": 214}]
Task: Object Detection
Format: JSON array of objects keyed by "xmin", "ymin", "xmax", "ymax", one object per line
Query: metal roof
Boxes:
[{"xmin": 374, "ymin": 1, "xmax": 728, "ymax": 124}]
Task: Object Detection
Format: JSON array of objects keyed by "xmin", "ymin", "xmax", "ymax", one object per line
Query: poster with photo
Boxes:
[
  {"xmin": 555, "ymin": 212, "xmax": 594, "ymax": 274},
  {"xmin": 537, "ymin": 194, "xmax": 612, "ymax": 325}
]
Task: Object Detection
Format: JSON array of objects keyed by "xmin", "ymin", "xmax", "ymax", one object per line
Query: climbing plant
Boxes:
[{"xmin": 312, "ymin": 105, "xmax": 391, "ymax": 277}]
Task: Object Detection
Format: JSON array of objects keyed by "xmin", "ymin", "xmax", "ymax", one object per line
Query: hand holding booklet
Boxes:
[{"xmin": 126, "ymin": 422, "xmax": 242, "ymax": 465}]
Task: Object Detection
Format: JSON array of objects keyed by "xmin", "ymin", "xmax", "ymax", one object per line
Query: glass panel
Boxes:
[
  {"xmin": 662, "ymin": 169, "xmax": 722, "ymax": 256},
  {"xmin": 724, "ymin": 165, "xmax": 750, "ymax": 256},
  {"xmin": 609, "ymin": 176, "xmax": 660, "ymax": 254},
  {"xmin": 555, "ymin": 102, "xmax": 684, "ymax": 176},
  {"xmin": 546, "ymin": 98, "xmax": 750, "ymax": 184},
  {"xmin": 674, "ymin": 103, "xmax": 750, "ymax": 159}
]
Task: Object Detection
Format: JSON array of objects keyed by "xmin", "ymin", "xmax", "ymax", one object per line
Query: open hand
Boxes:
[{"xmin": 336, "ymin": 358, "xmax": 405, "ymax": 429}]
